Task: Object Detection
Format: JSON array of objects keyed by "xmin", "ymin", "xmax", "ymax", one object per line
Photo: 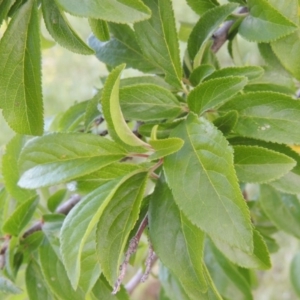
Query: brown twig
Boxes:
[
  {"xmin": 0, "ymin": 194, "xmax": 81, "ymax": 265},
  {"xmin": 211, "ymin": 7, "xmax": 248, "ymax": 53},
  {"xmin": 112, "ymin": 215, "xmax": 149, "ymax": 294}
]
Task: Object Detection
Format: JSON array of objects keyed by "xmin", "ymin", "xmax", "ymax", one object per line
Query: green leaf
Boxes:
[
  {"xmin": 164, "ymin": 114, "xmax": 253, "ymax": 252},
  {"xmin": 213, "ymin": 111, "xmax": 238, "ymax": 135},
  {"xmin": 47, "ymin": 189, "xmax": 67, "ymax": 212},
  {"xmin": 189, "ymin": 64, "xmax": 215, "ymax": 86},
  {"xmin": 120, "ymin": 76, "xmax": 174, "ymax": 91},
  {"xmin": 186, "ymin": 0, "xmax": 218, "ymax": 16},
  {"xmin": 2, "ymin": 135, "xmax": 36, "ymax": 202},
  {"xmin": 76, "ymin": 162, "xmax": 143, "ymax": 193},
  {"xmin": 269, "ymin": 0, "xmax": 299, "ymax": 24},
  {"xmin": 26, "ymin": 259, "xmax": 53, "ymax": 300},
  {"xmin": 0, "ymin": 277, "xmax": 22, "ymax": 294},
  {"xmin": 78, "ymin": 229, "xmax": 101, "ymax": 294},
  {"xmin": 96, "ymin": 172, "xmax": 148, "ymax": 286},
  {"xmin": 2, "ymin": 197, "xmax": 38, "ymax": 236},
  {"xmin": 204, "ymin": 66, "xmax": 264, "ymax": 82},
  {"xmin": 88, "ymin": 24, "xmax": 160, "ymax": 73},
  {"xmin": 0, "ymin": 188, "xmax": 9, "ymax": 236},
  {"xmin": 149, "ymin": 138, "xmax": 184, "ymax": 160},
  {"xmin": 88, "ymin": 18, "xmax": 110, "ymax": 41},
  {"xmin": 205, "ymin": 239, "xmax": 253, "ymax": 300},
  {"xmin": 92, "ymin": 275, "xmax": 129, "ymax": 300},
  {"xmin": 211, "ymin": 230, "xmax": 271, "ymax": 269},
  {"xmin": 239, "ymin": 0, "xmax": 297, "ymax": 42},
  {"xmin": 271, "ymin": 31, "xmax": 300, "ymax": 80},
  {"xmin": 119, "ymin": 84, "xmax": 184, "ymax": 121},
  {"xmin": 39, "ymin": 237, "xmax": 85, "ymax": 300},
  {"xmin": 55, "ymin": 0, "xmax": 151, "ymax": 23},
  {"xmin": 221, "ymin": 92, "xmax": 300, "ymax": 144},
  {"xmin": 102, "ymin": 64, "xmax": 150, "ymax": 150},
  {"xmin": 18, "ymin": 132, "xmax": 126, "ymax": 189},
  {"xmin": 188, "ymin": 3, "xmax": 238, "ymax": 61},
  {"xmin": 259, "ymin": 185, "xmax": 300, "ymax": 239},
  {"xmin": 139, "ymin": 121, "xmax": 182, "ymax": 139},
  {"xmin": 41, "ymin": 0, "xmax": 94, "ymax": 55},
  {"xmin": 290, "ymin": 251, "xmax": 300, "ymax": 297},
  {"xmin": 134, "ymin": 0, "xmax": 183, "ymax": 89},
  {"xmin": 20, "ymin": 231, "xmax": 44, "ymax": 253},
  {"xmin": 0, "ymin": 0, "xmax": 16, "ymax": 26},
  {"xmin": 244, "ymin": 83, "xmax": 295, "ymax": 95},
  {"xmin": 0, "ymin": 0, "xmax": 43, "ymax": 135},
  {"xmin": 233, "ymin": 145, "xmax": 296, "ymax": 183},
  {"xmin": 187, "ymin": 76, "xmax": 247, "ymax": 115},
  {"xmin": 149, "ymin": 177, "xmax": 208, "ymax": 298},
  {"xmin": 58, "ymin": 101, "xmax": 89, "ymax": 132}
]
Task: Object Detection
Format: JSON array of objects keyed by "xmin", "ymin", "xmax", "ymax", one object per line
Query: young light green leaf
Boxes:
[
  {"xmin": 149, "ymin": 138, "xmax": 184, "ymax": 160},
  {"xmin": 88, "ymin": 18, "xmax": 110, "ymax": 41},
  {"xmin": 239, "ymin": 0, "xmax": 297, "ymax": 42},
  {"xmin": 58, "ymin": 101, "xmax": 88, "ymax": 132},
  {"xmin": 271, "ymin": 31, "xmax": 300, "ymax": 80},
  {"xmin": 88, "ymin": 24, "xmax": 160, "ymax": 73},
  {"xmin": 2, "ymin": 135, "xmax": 36, "ymax": 202},
  {"xmin": 39, "ymin": 238, "xmax": 85, "ymax": 300},
  {"xmin": 221, "ymin": 92, "xmax": 300, "ymax": 144},
  {"xmin": 204, "ymin": 66, "xmax": 264, "ymax": 82},
  {"xmin": 0, "ymin": 0, "xmax": 43, "ymax": 135},
  {"xmin": 78, "ymin": 229, "xmax": 101, "ymax": 294},
  {"xmin": 149, "ymin": 177, "xmax": 208, "ymax": 298},
  {"xmin": 290, "ymin": 251, "xmax": 300, "ymax": 297},
  {"xmin": 213, "ymin": 111, "xmax": 238, "ymax": 135},
  {"xmin": 102, "ymin": 64, "xmax": 150, "ymax": 150},
  {"xmin": 134, "ymin": 0, "xmax": 183, "ymax": 89},
  {"xmin": 0, "ymin": 188, "xmax": 9, "ymax": 236},
  {"xmin": 18, "ymin": 133, "xmax": 126, "ymax": 189},
  {"xmin": 92, "ymin": 275, "xmax": 129, "ymax": 300},
  {"xmin": 186, "ymin": 0, "xmax": 218, "ymax": 16},
  {"xmin": 164, "ymin": 114, "xmax": 253, "ymax": 252},
  {"xmin": 0, "ymin": 277, "xmax": 22, "ymax": 294},
  {"xmin": 259, "ymin": 185, "xmax": 300, "ymax": 239},
  {"xmin": 211, "ymin": 230, "xmax": 271, "ymax": 269},
  {"xmin": 60, "ymin": 178, "xmax": 123, "ymax": 289},
  {"xmin": 55, "ymin": 0, "xmax": 151, "ymax": 23},
  {"xmin": 139, "ymin": 121, "xmax": 182, "ymax": 139},
  {"xmin": 26, "ymin": 259, "xmax": 53, "ymax": 300},
  {"xmin": 205, "ymin": 239, "xmax": 253, "ymax": 300},
  {"xmin": 189, "ymin": 64, "xmax": 215, "ymax": 86},
  {"xmin": 268, "ymin": 0, "xmax": 299, "ymax": 24},
  {"xmin": 41, "ymin": 0, "xmax": 94, "ymax": 55},
  {"xmin": 188, "ymin": 3, "xmax": 238, "ymax": 61},
  {"xmin": 2, "ymin": 197, "xmax": 38, "ymax": 236},
  {"xmin": 96, "ymin": 172, "xmax": 148, "ymax": 286},
  {"xmin": 119, "ymin": 84, "xmax": 184, "ymax": 121},
  {"xmin": 233, "ymin": 145, "xmax": 296, "ymax": 183},
  {"xmin": 187, "ymin": 76, "xmax": 247, "ymax": 115}
]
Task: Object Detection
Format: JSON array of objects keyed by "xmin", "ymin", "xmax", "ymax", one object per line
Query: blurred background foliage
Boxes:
[{"xmin": 0, "ymin": 0, "xmax": 299, "ymax": 299}]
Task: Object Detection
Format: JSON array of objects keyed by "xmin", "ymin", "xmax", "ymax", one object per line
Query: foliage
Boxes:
[{"xmin": 0, "ymin": 0, "xmax": 300, "ymax": 299}]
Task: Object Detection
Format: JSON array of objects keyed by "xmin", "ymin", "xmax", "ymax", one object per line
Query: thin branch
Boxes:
[
  {"xmin": 112, "ymin": 215, "xmax": 149, "ymax": 294},
  {"xmin": 141, "ymin": 242, "xmax": 155, "ymax": 282}
]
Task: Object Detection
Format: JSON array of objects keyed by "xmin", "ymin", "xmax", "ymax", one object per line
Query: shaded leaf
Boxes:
[
  {"xmin": 0, "ymin": 277, "xmax": 22, "ymax": 294},
  {"xmin": 260, "ymin": 185, "xmax": 300, "ymax": 239},
  {"xmin": 2, "ymin": 197, "xmax": 38, "ymax": 236},
  {"xmin": 0, "ymin": 0, "xmax": 43, "ymax": 135},
  {"xmin": 233, "ymin": 145, "xmax": 296, "ymax": 183},
  {"xmin": 55, "ymin": 0, "xmax": 151, "ymax": 23},
  {"xmin": 213, "ymin": 110, "xmax": 238, "ymax": 135},
  {"xmin": 2, "ymin": 135, "xmax": 36, "ymax": 202},
  {"xmin": 239, "ymin": 0, "xmax": 297, "ymax": 42},
  {"xmin": 188, "ymin": 3, "xmax": 238, "ymax": 61},
  {"xmin": 221, "ymin": 92, "xmax": 300, "ymax": 144},
  {"xmin": 39, "ymin": 238, "xmax": 85, "ymax": 300},
  {"xmin": 47, "ymin": 189, "xmax": 67, "ymax": 212},
  {"xmin": 149, "ymin": 177, "xmax": 208, "ymax": 299},
  {"xmin": 134, "ymin": 0, "xmax": 182, "ymax": 89},
  {"xmin": 0, "ymin": 0, "xmax": 16, "ymax": 26},
  {"xmin": 211, "ymin": 230, "xmax": 271, "ymax": 269},
  {"xmin": 96, "ymin": 172, "xmax": 148, "ymax": 286},
  {"xmin": 186, "ymin": 0, "xmax": 218, "ymax": 16},
  {"xmin": 18, "ymin": 132, "xmax": 126, "ymax": 189},
  {"xmin": 42, "ymin": 0, "xmax": 94, "ymax": 55},
  {"xmin": 26, "ymin": 259, "xmax": 53, "ymax": 300},
  {"xmin": 119, "ymin": 84, "xmax": 184, "ymax": 121},
  {"xmin": 187, "ymin": 76, "xmax": 247, "ymax": 115},
  {"xmin": 189, "ymin": 64, "xmax": 215, "ymax": 86},
  {"xmin": 164, "ymin": 114, "xmax": 253, "ymax": 252}
]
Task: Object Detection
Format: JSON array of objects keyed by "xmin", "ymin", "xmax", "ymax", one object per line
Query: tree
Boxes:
[{"xmin": 0, "ymin": 0, "xmax": 300, "ymax": 299}]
